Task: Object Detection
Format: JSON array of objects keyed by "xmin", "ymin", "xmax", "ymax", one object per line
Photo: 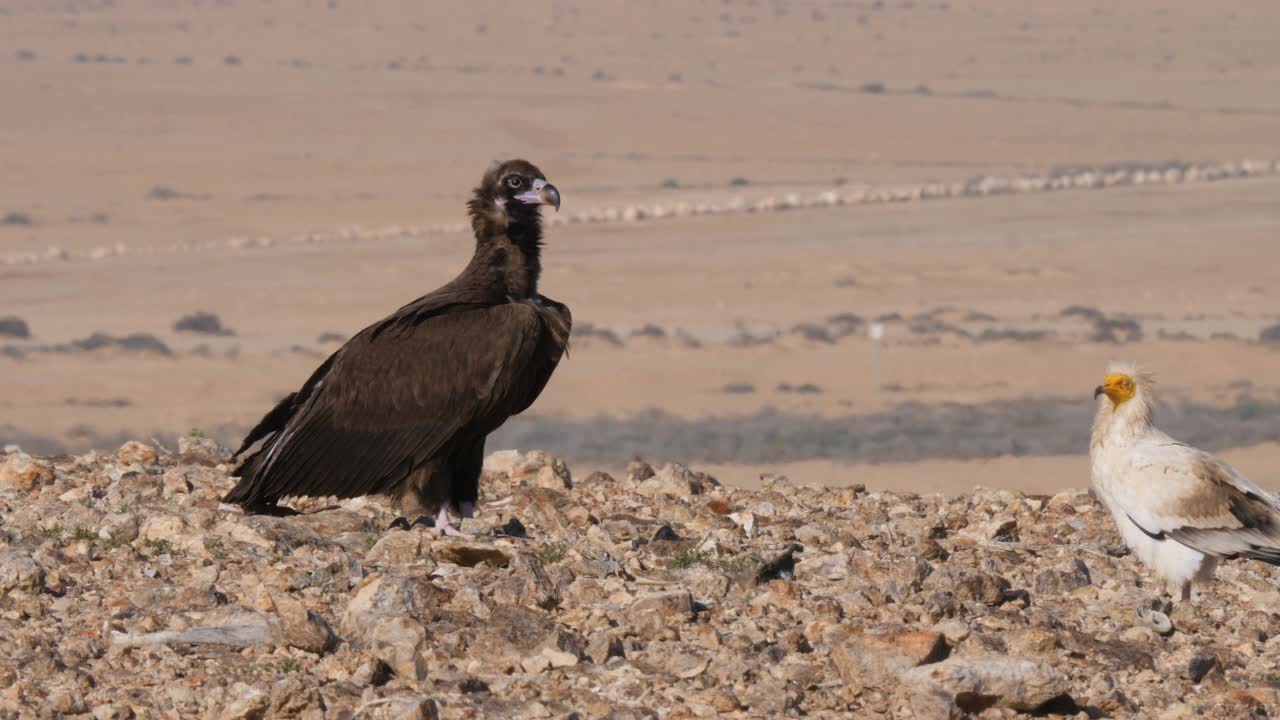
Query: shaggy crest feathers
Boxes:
[{"xmin": 1092, "ymin": 361, "xmax": 1157, "ymax": 449}]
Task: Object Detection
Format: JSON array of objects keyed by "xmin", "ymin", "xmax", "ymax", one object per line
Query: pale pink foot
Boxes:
[{"xmin": 434, "ymin": 505, "xmax": 470, "ymax": 538}]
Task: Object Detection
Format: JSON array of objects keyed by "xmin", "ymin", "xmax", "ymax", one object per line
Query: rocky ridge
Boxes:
[{"xmin": 1, "ymin": 440, "xmax": 1279, "ymax": 719}]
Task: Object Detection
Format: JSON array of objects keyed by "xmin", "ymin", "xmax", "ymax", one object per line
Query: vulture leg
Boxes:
[
  {"xmin": 449, "ymin": 438, "xmax": 486, "ymax": 521},
  {"xmin": 434, "ymin": 505, "xmax": 466, "ymax": 537}
]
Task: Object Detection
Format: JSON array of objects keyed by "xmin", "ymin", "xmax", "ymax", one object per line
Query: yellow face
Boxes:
[{"xmin": 1096, "ymin": 373, "xmax": 1136, "ymax": 405}]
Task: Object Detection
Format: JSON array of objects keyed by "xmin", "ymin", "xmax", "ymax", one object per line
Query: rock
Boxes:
[
  {"xmin": 91, "ymin": 704, "xmax": 136, "ymax": 720},
  {"xmin": 637, "ymin": 463, "xmax": 711, "ymax": 497},
  {"xmin": 138, "ymin": 514, "xmax": 204, "ymax": 555},
  {"xmin": 483, "ymin": 449, "xmax": 524, "ymax": 476},
  {"xmin": 271, "ymin": 593, "xmax": 338, "ymax": 655},
  {"xmin": 178, "ymin": 434, "xmax": 230, "ymax": 465},
  {"xmin": 468, "ymin": 606, "xmax": 579, "ymax": 674},
  {"xmin": 490, "ymin": 553, "xmax": 559, "ymax": 610},
  {"xmin": 831, "ymin": 628, "xmax": 948, "ymax": 689},
  {"xmin": 435, "ymin": 541, "xmax": 510, "ymax": 568},
  {"xmin": 1033, "ymin": 560, "xmax": 1091, "ymax": 595},
  {"xmin": 366, "ymin": 528, "xmax": 432, "ymax": 565},
  {"xmin": 362, "ymin": 697, "xmax": 440, "ymax": 720},
  {"xmin": 117, "ymin": 440, "xmax": 159, "ymax": 466},
  {"xmin": 510, "ymin": 450, "xmax": 572, "ymax": 489},
  {"xmin": 796, "ymin": 551, "xmax": 850, "ymax": 581},
  {"xmin": 217, "ymin": 682, "xmax": 270, "ymax": 720},
  {"xmin": 367, "ymin": 615, "xmax": 430, "ymax": 681},
  {"xmin": 625, "ymin": 460, "xmax": 655, "ymax": 482},
  {"xmin": 1136, "ymin": 606, "xmax": 1174, "ymax": 636},
  {"xmin": 1158, "ymin": 645, "xmax": 1223, "ymax": 684},
  {"xmin": 162, "ymin": 469, "xmax": 192, "ymax": 496},
  {"xmin": 625, "ymin": 591, "xmax": 695, "ymax": 639},
  {"xmin": 924, "ymin": 566, "xmax": 1010, "ymax": 606},
  {"xmin": 3, "ymin": 442, "xmax": 1279, "ymax": 715},
  {"xmin": 902, "ymin": 655, "xmax": 1070, "ymax": 716},
  {"xmin": 0, "ymin": 549, "xmax": 44, "ymax": 593},
  {"xmin": 634, "ymin": 642, "xmax": 710, "ymax": 679},
  {"xmin": 268, "ymin": 677, "xmax": 326, "ymax": 719},
  {"xmin": 343, "ymin": 574, "xmax": 452, "ymax": 634},
  {"xmin": 0, "ymin": 454, "xmax": 55, "ymax": 492},
  {"xmin": 1007, "ymin": 627, "xmax": 1060, "ymax": 655},
  {"xmin": 586, "ymin": 631, "xmax": 625, "ymax": 664},
  {"xmin": 520, "ymin": 629, "xmax": 584, "ymax": 672}
]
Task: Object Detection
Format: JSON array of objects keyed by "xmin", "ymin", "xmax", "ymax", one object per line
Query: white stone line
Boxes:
[{"xmin": 5, "ymin": 158, "xmax": 1278, "ymax": 267}]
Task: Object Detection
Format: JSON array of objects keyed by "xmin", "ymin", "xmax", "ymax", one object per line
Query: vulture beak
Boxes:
[
  {"xmin": 1094, "ymin": 385, "xmax": 1105, "ymax": 399},
  {"xmin": 515, "ymin": 179, "xmax": 561, "ymax": 212}
]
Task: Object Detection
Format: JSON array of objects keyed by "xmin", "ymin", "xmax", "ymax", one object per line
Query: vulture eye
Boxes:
[{"xmin": 506, "ymin": 176, "xmax": 524, "ymax": 189}]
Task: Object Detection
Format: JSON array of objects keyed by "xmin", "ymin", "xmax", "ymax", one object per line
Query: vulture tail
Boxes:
[
  {"xmin": 234, "ymin": 392, "xmax": 298, "ymax": 457},
  {"xmin": 224, "ymin": 352, "xmax": 340, "ymax": 508},
  {"xmin": 223, "ymin": 444, "xmax": 276, "ymax": 508}
]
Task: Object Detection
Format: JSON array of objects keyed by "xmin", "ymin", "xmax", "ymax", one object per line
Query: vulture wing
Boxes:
[
  {"xmin": 1110, "ymin": 441, "xmax": 1280, "ymax": 564},
  {"xmin": 224, "ymin": 299, "xmax": 564, "ymax": 507}
]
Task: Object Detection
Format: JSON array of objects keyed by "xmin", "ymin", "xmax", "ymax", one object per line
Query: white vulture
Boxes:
[{"xmin": 1090, "ymin": 362, "xmax": 1280, "ymax": 602}]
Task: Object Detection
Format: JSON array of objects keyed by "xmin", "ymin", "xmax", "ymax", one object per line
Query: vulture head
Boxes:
[{"xmin": 469, "ymin": 159, "xmax": 560, "ymax": 238}]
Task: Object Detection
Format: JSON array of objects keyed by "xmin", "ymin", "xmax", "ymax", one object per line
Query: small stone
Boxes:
[
  {"xmin": 521, "ymin": 630, "xmax": 583, "ymax": 672},
  {"xmin": 932, "ymin": 618, "xmax": 970, "ymax": 644},
  {"xmin": 1033, "ymin": 560, "xmax": 1091, "ymax": 596},
  {"xmin": 366, "ymin": 529, "xmax": 431, "ymax": 565},
  {"xmin": 1136, "ymin": 607, "xmax": 1173, "ymax": 636},
  {"xmin": 0, "ymin": 549, "xmax": 45, "ymax": 593},
  {"xmin": 831, "ymin": 628, "xmax": 949, "ymax": 689},
  {"xmin": 0, "ymin": 454, "xmax": 55, "ymax": 492},
  {"xmin": 218, "ymin": 682, "xmax": 270, "ymax": 720},
  {"xmin": 626, "ymin": 460, "xmax": 655, "ymax": 482},
  {"xmin": 363, "ymin": 697, "xmax": 440, "ymax": 720},
  {"xmin": 586, "ymin": 631, "xmax": 624, "ymax": 664},
  {"xmin": 902, "ymin": 655, "xmax": 1070, "ymax": 715},
  {"xmin": 483, "ymin": 450, "xmax": 523, "ymax": 476},
  {"xmin": 925, "ymin": 567, "xmax": 1010, "ymax": 606},
  {"xmin": 368, "ymin": 615, "xmax": 430, "ymax": 681},
  {"xmin": 1008, "ymin": 628, "xmax": 1060, "ymax": 655},
  {"xmin": 162, "ymin": 469, "xmax": 192, "ymax": 496},
  {"xmin": 91, "ymin": 704, "xmax": 136, "ymax": 720},
  {"xmin": 178, "ymin": 434, "xmax": 230, "ymax": 465},
  {"xmin": 435, "ymin": 542, "xmax": 510, "ymax": 568},
  {"xmin": 117, "ymin": 441, "xmax": 159, "ymax": 466},
  {"xmin": 625, "ymin": 591, "xmax": 695, "ymax": 639}
]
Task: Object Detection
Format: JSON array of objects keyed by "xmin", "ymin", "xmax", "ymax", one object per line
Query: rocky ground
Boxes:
[{"xmin": 1, "ymin": 440, "xmax": 1279, "ymax": 719}]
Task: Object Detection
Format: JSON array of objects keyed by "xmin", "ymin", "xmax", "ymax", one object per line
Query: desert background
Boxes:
[{"xmin": 3, "ymin": 0, "xmax": 1280, "ymax": 495}]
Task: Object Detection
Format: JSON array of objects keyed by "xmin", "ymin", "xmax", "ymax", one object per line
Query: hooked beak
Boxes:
[
  {"xmin": 515, "ymin": 179, "xmax": 560, "ymax": 212},
  {"xmin": 1093, "ymin": 385, "xmax": 1105, "ymax": 399}
]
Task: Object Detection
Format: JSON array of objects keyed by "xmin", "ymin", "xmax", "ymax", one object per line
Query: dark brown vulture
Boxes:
[{"xmin": 223, "ymin": 159, "xmax": 571, "ymax": 535}]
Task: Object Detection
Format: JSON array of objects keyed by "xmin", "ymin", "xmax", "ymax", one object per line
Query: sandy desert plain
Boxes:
[{"xmin": 3, "ymin": 0, "xmax": 1280, "ymax": 495}]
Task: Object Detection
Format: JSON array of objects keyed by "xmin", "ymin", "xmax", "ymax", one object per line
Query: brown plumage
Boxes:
[{"xmin": 223, "ymin": 159, "xmax": 570, "ymax": 534}]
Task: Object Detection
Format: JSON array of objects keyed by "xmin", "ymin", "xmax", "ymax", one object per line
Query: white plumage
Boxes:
[{"xmin": 1089, "ymin": 362, "xmax": 1280, "ymax": 601}]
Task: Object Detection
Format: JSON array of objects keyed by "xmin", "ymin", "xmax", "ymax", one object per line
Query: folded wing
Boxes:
[
  {"xmin": 1112, "ymin": 442, "xmax": 1280, "ymax": 564},
  {"xmin": 224, "ymin": 301, "xmax": 559, "ymax": 507}
]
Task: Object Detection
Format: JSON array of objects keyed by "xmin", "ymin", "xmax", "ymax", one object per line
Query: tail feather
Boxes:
[
  {"xmin": 234, "ymin": 392, "xmax": 298, "ymax": 457},
  {"xmin": 224, "ymin": 445, "xmax": 274, "ymax": 505}
]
